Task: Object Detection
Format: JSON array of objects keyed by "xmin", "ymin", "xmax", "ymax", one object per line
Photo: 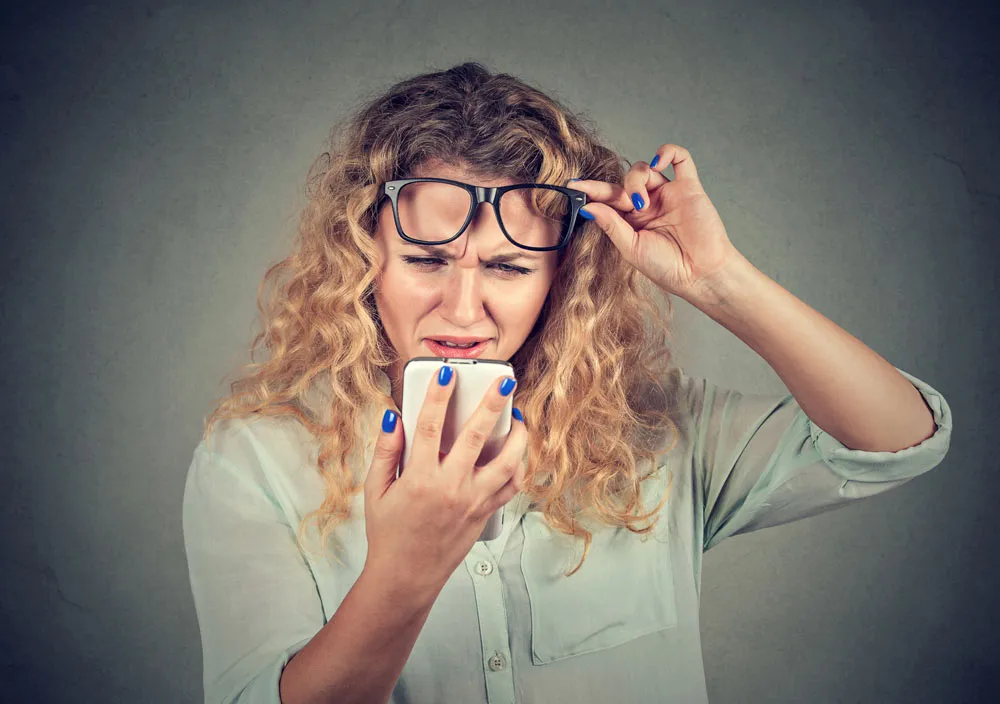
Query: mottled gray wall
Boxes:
[{"xmin": 2, "ymin": 0, "xmax": 996, "ymax": 702}]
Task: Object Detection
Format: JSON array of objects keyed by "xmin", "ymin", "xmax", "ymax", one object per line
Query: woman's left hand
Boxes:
[{"xmin": 569, "ymin": 144, "xmax": 742, "ymax": 300}]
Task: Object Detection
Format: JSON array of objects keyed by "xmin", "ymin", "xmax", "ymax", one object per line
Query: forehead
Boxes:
[{"xmin": 409, "ymin": 159, "xmax": 518, "ymax": 188}]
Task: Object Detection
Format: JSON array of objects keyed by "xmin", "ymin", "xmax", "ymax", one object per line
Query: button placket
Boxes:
[{"xmin": 464, "ymin": 543, "xmax": 517, "ymax": 703}]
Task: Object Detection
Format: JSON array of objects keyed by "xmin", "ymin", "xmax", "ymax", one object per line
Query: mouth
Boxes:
[{"xmin": 424, "ymin": 338, "xmax": 490, "ymax": 358}]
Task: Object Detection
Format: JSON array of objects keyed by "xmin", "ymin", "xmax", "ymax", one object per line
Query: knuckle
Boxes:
[
  {"xmin": 441, "ymin": 487, "xmax": 464, "ymax": 509},
  {"xmin": 500, "ymin": 457, "xmax": 519, "ymax": 476},
  {"xmin": 409, "ymin": 477, "xmax": 428, "ymax": 495},
  {"xmin": 462, "ymin": 425, "xmax": 490, "ymax": 450},
  {"xmin": 489, "ymin": 397, "xmax": 510, "ymax": 416},
  {"xmin": 373, "ymin": 440, "xmax": 397, "ymax": 461},
  {"xmin": 419, "ymin": 481, "xmax": 443, "ymax": 504},
  {"xmin": 416, "ymin": 416, "xmax": 443, "ymax": 438}
]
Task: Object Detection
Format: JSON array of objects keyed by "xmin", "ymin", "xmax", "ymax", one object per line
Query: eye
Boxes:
[
  {"xmin": 402, "ymin": 256, "xmax": 533, "ymax": 277},
  {"xmin": 402, "ymin": 256, "xmax": 449, "ymax": 270}
]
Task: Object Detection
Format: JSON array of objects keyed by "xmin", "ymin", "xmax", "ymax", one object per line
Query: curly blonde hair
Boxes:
[{"xmin": 202, "ymin": 62, "xmax": 681, "ymax": 577}]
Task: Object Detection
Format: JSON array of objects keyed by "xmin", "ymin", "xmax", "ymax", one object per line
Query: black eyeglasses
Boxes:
[{"xmin": 379, "ymin": 177, "xmax": 588, "ymax": 252}]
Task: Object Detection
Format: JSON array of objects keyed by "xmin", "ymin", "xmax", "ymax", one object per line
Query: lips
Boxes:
[
  {"xmin": 429, "ymin": 339, "xmax": 481, "ymax": 348},
  {"xmin": 426, "ymin": 336, "xmax": 490, "ymax": 345},
  {"xmin": 425, "ymin": 339, "xmax": 490, "ymax": 358}
]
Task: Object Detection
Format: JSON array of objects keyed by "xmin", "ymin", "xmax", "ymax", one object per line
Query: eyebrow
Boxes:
[{"xmin": 406, "ymin": 243, "xmax": 541, "ymax": 262}]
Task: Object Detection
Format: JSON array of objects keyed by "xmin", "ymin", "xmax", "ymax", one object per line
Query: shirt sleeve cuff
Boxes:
[
  {"xmin": 228, "ymin": 635, "xmax": 314, "ymax": 703},
  {"xmin": 806, "ymin": 366, "xmax": 953, "ymax": 483}
]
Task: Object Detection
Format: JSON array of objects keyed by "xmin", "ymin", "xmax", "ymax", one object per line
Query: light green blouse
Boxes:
[{"xmin": 182, "ymin": 365, "xmax": 952, "ymax": 703}]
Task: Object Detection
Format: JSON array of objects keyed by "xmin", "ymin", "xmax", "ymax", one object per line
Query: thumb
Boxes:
[
  {"xmin": 582, "ymin": 202, "xmax": 643, "ymax": 269},
  {"xmin": 366, "ymin": 408, "xmax": 403, "ymax": 499}
]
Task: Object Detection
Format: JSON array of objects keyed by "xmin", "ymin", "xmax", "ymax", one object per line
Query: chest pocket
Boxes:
[{"xmin": 519, "ymin": 472, "xmax": 678, "ymax": 665}]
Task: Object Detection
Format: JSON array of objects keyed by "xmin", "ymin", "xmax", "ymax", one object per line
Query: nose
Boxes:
[
  {"xmin": 437, "ymin": 256, "xmax": 487, "ymax": 324},
  {"xmin": 435, "ymin": 202, "xmax": 503, "ymax": 323}
]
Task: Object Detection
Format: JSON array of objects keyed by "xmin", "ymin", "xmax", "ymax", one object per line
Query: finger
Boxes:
[
  {"xmin": 473, "ymin": 414, "xmax": 529, "ymax": 505},
  {"xmin": 507, "ymin": 410, "xmax": 530, "ymax": 490},
  {"xmin": 569, "ymin": 179, "xmax": 635, "ymax": 215},
  {"xmin": 648, "ymin": 143, "xmax": 699, "ymax": 182},
  {"xmin": 445, "ymin": 374, "xmax": 517, "ymax": 480},
  {"xmin": 573, "ymin": 201, "xmax": 642, "ymax": 263},
  {"xmin": 365, "ymin": 408, "xmax": 403, "ymax": 499},
  {"xmin": 482, "ymin": 474, "xmax": 521, "ymax": 518},
  {"xmin": 409, "ymin": 363, "xmax": 456, "ymax": 477},
  {"xmin": 622, "ymin": 161, "xmax": 671, "ymax": 216}
]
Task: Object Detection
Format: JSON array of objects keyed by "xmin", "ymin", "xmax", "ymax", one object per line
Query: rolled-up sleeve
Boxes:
[
  {"xmin": 694, "ymin": 367, "xmax": 952, "ymax": 552},
  {"xmin": 182, "ymin": 421, "xmax": 325, "ymax": 703}
]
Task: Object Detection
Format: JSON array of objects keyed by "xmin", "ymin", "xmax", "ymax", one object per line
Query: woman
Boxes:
[{"xmin": 182, "ymin": 62, "xmax": 952, "ymax": 704}]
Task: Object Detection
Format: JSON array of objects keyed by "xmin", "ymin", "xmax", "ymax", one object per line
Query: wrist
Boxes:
[
  {"xmin": 681, "ymin": 249, "xmax": 758, "ymax": 311},
  {"xmin": 360, "ymin": 559, "xmax": 443, "ymax": 613}
]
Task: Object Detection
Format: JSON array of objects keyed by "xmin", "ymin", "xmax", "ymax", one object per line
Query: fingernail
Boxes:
[
  {"xmin": 512, "ymin": 407, "xmax": 524, "ymax": 422},
  {"xmin": 631, "ymin": 193, "xmax": 645, "ymax": 210},
  {"xmin": 381, "ymin": 409, "xmax": 397, "ymax": 433},
  {"xmin": 499, "ymin": 377, "xmax": 517, "ymax": 396},
  {"xmin": 579, "ymin": 207, "xmax": 594, "ymax": 220},
  {"xmin": 438, "ymin": 365, "xmax": 453, "ymax": 385},
  {"xmin": 650, "ymin": 155, "xmax": 660, "ymax": 169}
]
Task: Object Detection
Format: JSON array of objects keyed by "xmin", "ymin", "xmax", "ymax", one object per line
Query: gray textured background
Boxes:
[{"xmin": 2, "ymin": 0, "xmax": 997, "ymax": 702}]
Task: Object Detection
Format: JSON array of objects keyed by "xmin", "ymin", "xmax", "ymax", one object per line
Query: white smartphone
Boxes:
[{"xmin": 397, "ymin": 356, "xmax": 515, "ymax": 542}]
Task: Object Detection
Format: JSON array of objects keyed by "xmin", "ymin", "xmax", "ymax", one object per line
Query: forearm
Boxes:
[
  {"xmin": 681, "ymin": 251, "xmax": 936, "ymax": 452},
  {"xmin": 279, "ymin": 564, "xmax": 440, "ymax": 704}
]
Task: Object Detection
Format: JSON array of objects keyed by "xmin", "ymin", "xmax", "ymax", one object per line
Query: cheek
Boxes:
[
  {"xmin": 376, "ymin": 266, "xmax": 437, "ymax": 316},
  {"xmin": 394, "ymin": 270, "xmax": 442, "ymax": 299},
  {"xmin": 382, "ymin": 262, "xmax": 555, "ymax": 310},
  {"xmin": 502, "ymin": 281, "xmax": 551, "ymax": 320}
]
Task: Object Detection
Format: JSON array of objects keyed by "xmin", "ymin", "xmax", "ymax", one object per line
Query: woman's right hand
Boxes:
[{"xmin": 362, "ymin": 365, "xmax": 528, "ymax": 600}]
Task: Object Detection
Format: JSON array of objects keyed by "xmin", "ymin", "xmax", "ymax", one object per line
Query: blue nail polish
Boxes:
[
  {"xmin": 512, "ymin": 407, "xmax": 524, "ymax": 422},
  {"xmin": 438, "ymin": 365, "xmax": 453, "ymax": 385},
  {"xmin": 579, "ymin": 207, "xmax": 594, "ymax": 220},
  {"xmin": 650, "ymin": 155, "xmax": 660, "ymax": 169},
  {"xmin": 499, "ymin": 377, "xmax": 517, "ymax": 396},
  {"xmin": 631, "ymin": 193, "xmax": 645, "ymax": 210},
  {"xmin": 382, "ymin": 409, "xmax": 397, "ymax": 433}
]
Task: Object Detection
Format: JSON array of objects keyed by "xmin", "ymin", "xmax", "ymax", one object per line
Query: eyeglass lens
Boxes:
[{"xmin": 396, "ymin": 182, "xmax": 571, "ymax": 249}]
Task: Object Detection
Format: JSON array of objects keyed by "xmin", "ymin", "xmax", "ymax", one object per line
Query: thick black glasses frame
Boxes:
[{"xmin": 380, "ymin": 177, "xmax": 589, "ymax": 252}]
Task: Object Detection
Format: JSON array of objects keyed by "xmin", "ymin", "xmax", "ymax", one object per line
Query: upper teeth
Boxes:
[{"xmin": 439, "ymin": 340, "xmax": 478, "ymax": 348}]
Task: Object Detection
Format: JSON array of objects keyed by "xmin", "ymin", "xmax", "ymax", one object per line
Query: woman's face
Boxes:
[{"xmin": 373, "ymin": 160, "xmax": 561, "ymax": 407}]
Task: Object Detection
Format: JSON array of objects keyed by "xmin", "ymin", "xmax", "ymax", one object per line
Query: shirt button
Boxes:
[
  {"xmin": 488, "ymin": 652, "xmax": 508, "ymax": 671},
  {"xmin": 474, "ymin": 560, "xmax": 494, "ymax": 576}
]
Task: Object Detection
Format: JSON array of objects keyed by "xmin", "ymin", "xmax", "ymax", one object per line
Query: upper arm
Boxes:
[{"xmin": 182, "ymin": 422, "xmax": 325, "ymax": 703}]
